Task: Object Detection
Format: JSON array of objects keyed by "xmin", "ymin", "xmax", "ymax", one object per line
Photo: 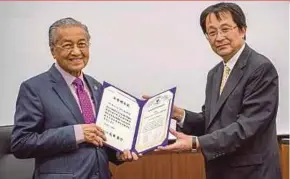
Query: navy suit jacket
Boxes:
[
  {"xmin": 180, "ymin": 44, "xmax": 282, "ymax": 179},
  {"xmin": 11, "ymin": 64, "xmax": 120, "ymax": 179}
]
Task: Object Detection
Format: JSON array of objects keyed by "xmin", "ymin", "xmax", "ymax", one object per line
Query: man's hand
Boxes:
[
  {"xmin": 157, "ymin": 128, "xmax": 198, "ymax": 152},
  {"xmin": 142, "ymin": 95, "xmax": 185, "ymax": 122},
  {"xmin": 81, "ymin": 124, "xmax": 106, "ymax": 147},
  {"xmin": 116, "ymin": 149, "xmax": 140, "ymax": 162},
  {"xmin": 172, "ymin": 106, "xmax": 185, "ymax": 122}
]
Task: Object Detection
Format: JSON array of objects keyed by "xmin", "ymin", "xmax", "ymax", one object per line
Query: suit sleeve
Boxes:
[
  {"xmin": 198, "ymin": 62, "xmax": 279, "ymax": 161},
  {"xmin": 178, "ymin": 107, "xmax": 206, "ymax": 136},
  {"xmin": 105, "ymin": 147, "xmax": 124, "ymax": 165},
  {"xmin": 11, "ymin": 82, "xmax": 78, "ymax": 159}
]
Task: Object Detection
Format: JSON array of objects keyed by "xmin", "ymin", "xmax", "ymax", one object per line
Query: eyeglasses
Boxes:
[
  {"xmin": 206, "ymin": 26, "xmax": 237, "ymax": 40},
  {"xmin": 55, "ymin": 42, "xmax": 90, "ymax": 52}
]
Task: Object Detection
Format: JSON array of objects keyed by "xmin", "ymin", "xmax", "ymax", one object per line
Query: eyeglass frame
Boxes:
[
  {"xmin": 54, "ymin": 41, "xmax": 90, "ymax": 52},
  {"xmin": 205, "ymin": 25, "xmax": 238, "ymax": 41}
]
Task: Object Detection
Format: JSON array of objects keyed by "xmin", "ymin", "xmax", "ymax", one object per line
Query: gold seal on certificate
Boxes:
[{"xmin": 96, "ymin": 82, "xmax": 176, "ymax": 154}]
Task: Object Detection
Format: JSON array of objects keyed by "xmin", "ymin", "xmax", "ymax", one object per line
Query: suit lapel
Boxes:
[
  {"xmin": 207, "ymin": 44, "xmax": 252, "ymax": 128},
  {"xmin": 209, "ymin": 63, "xmax": 223, "ymax": 120},
  {"xmin": 49, "ymin": 65, "xmax": 84, "ymax": 124}
]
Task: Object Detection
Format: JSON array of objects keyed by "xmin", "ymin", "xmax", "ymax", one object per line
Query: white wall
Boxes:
[{"xmin": 0, "ymin": 1, "xmax": 289, "ymax": 135}]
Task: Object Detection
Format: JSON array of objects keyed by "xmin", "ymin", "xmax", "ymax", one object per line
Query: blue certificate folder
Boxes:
[{"xmin": 96, "ymin": 81, "xmax": 176, "ymax": 155}]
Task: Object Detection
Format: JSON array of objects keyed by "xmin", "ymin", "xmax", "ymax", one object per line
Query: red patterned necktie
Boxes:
[{"xmin": 73, "ymin": 78, "xmax": 95, "ymax": 123}]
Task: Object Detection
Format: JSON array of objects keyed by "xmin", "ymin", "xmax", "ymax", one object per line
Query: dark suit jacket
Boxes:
[
  {"xmin": 10, "ymin": 64, "xmax": 120, "ymax": 179},
  {"xmin": 180, "ymin": 44, "xmax": 282, "ymax": 179}
]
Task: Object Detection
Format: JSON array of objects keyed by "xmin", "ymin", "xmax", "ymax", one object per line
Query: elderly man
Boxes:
[{"xmin": 10, "ymin": 17, "xmax": 137, "ymax": 179}]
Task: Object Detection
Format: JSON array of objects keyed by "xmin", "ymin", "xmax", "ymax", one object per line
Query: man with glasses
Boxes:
[
  {"xmin": 156, "ymin": 2, "xmax": 282, "ymax": 179},
  {"xmin": 10, "ymin": 17, "xmax": 138, "ymax": 179}
]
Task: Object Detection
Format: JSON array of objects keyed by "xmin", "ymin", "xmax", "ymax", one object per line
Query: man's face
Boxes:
[
  {"xmin": 51, "ymin": 26, "xmax": 89, "ymax": 76},
  {"xmin": 205, "ymin": 11, "xmax": 246, "ymax": 61}
]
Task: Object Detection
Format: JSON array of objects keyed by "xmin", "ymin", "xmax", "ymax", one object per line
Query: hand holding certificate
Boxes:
[{"xmin": 96, "ymin": 82, "xmax": 176, "ymax": 154}]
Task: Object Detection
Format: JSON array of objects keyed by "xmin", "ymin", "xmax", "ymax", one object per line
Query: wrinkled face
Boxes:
[
  {"xmin": 205, "ymin": 11, "xmax": 246, "ymax": 61},
  {"xmin": 51, "ymin": 26, "xmax": 89, "ymax": 76}
]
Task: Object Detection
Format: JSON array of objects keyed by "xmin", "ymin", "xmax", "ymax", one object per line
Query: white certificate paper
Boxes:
[{"xmin": 96, "ymin": 82, "xmax": 176, "ymax": 154}]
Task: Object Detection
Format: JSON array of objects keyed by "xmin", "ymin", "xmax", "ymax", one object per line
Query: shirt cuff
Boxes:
[
  {"xmin": 74, "ymin": 124, "xmax": 85, "ymax": 144},
  {"xmin": 176, "ymin": 110, "xmax": 186, "ymax": 128}
]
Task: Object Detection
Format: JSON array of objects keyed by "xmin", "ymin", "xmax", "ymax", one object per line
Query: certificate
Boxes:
[{"xmin": 96, "ymin": 81, "xmax": 176, "ymax": 154}]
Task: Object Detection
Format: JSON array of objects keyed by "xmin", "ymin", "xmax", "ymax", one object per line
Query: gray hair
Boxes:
[{"xmin": 49, "ymin": 17, "xmax": 91, "ymax": 50}]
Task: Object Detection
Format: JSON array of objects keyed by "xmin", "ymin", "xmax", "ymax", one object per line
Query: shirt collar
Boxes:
[
  {"xmin": 54, "ymin": 62, "xmax": 85, "ymax": 86},
  {"xmin": 223, "ymin": 43, "xmax": 245, "ymax": 70}
]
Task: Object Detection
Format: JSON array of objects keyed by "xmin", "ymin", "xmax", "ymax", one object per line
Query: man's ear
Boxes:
[
  {"xmin": 50, "ymin": 47, "xmax": 56, "ymax": 59},
  {"xmin": 240, "ymin": 27, "xmax": 247, "ymax": 40}
]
